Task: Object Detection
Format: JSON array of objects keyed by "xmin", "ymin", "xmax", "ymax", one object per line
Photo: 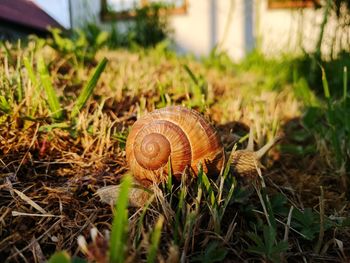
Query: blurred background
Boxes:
[
  {"xmin": 1, "ymin": 1, "xmax": 350, "ymax": 262},
  {"xmin": 2, "ymin": 0, "xmax": 349, "ymax": 60}
]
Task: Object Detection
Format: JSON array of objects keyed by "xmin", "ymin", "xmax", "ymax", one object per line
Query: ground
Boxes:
[{"xmin": 0, "ymin": 42, "xmax": 349, "ymax": 262}]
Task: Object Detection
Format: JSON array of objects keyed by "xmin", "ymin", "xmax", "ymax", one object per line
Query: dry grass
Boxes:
[{"xmin": 0, "ymin": 41, "xmax": 349, "ymax": 262}]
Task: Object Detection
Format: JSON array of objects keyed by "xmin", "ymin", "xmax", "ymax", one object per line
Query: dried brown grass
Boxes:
[{"xmin": 0, "ymin": 45, "xmax": 349, "ymax": 262}]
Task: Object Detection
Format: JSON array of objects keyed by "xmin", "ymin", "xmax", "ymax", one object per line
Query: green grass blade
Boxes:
[
  {"xmin": 15, "ymin": 54, "xmax": 23, "ymax": 102},
  {"xmin": 320, "ymin": 66, "xmax": 330, "ymax": 100},
  {"xmin": 219, "ymin": 179, "xmax": 236, "ymax": 221},
  {"xmin": 1, "ymin": 42, "xmax": 14, "ymax": 65},
  {"xmin": 0, "ymin": 95, "xmax": 11, "ymax": 114},
  {"xmin": 134, "ymin": 195, "xmax": 154, "ymax": 248},
  {"xmin": 23, "ymin": 56, "xmax": 42, "ymax": 115},
  {"xmin": 37, "ymin": 57, "xmax": 63, "ymax": 120},
  {"xmin": 343, "ymin": 66, "xmax": 347, "ymax": 103},
  {"xmin": 198, "ymin": 167, "xmax": 216, "ymax": 207},
  {"xmin": 109, "ymin": 174, "xmax": 132, "ymax": 263},
  {"xmin": 71, "ymin": 57, "xmax": 108, "ymax": 119},
  {"xmin": 183, "ymin": 64, "xmax": 198, "ymax": 85},
  {"xmin": 261, "ymin": 187, "xmax": 277, "ymax": 229},
  {"xmin": 183, "ymin": 64, "xmax": 206, "ymax": 108},
  {"xmin": 147, "ymin": 215, "xmax": 164, "ymax": 263},
  {"xmin": 23, "ymin": 57, "xmax": 37, "ymax": 87},
  {"xmin": 47, "ymin": 251, "xmax": 71, "ymax": 263}
]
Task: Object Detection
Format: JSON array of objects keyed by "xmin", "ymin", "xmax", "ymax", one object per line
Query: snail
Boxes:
[
  {"xmin": 97, "ymin": 106, "xmax": 281, "ymax": 207},
  {"xmin": 125, "ymin": 105, "xmax": 281, "ymax": 186},
  {"xmin": 125, "ymin": 106, "xmax": 225, "ymax": 186}
]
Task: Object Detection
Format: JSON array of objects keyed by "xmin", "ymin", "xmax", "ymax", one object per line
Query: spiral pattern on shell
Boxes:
[{"xmin": 126, "ymin": 106, "xmax": 224, "ymax": 185}]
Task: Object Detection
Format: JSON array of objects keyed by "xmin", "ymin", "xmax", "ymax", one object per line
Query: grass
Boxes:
[
  {"xmin": 109, "ymin": 175, "xmax": 132, "ymax": 263},
  {"xmin": 0, "ymin": 33, "xmax": 349, "ymax": 263}
]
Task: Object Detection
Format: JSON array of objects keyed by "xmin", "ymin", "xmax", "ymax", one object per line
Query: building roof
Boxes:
[{"xmin": 0, "ymin": 0, "xmax": 62, "ymax": 32}]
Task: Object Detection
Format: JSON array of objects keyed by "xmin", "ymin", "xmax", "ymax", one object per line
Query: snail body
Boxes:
[{"xmin": 126, "ymin": 106, "xmax": 225, "ymax": 185}]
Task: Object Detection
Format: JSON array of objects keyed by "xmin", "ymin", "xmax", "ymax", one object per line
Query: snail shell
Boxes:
[{"xmin": 126, "ymin": 106, "xmax": 224, "ymax": 185}]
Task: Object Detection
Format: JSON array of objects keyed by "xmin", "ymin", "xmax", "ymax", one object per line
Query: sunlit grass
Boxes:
[{"xmin": 0, "ymin": 35, "xmax": 349, "ymax": 263}]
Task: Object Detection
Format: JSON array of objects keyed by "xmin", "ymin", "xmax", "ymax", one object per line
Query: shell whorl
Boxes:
[
  {"xmin": 134, "ymin": 132, "xmax": 171, "ymax": 170},
  {"xmin": 126, "ymin": 106, "xmax": 224, "ymax": 185}
]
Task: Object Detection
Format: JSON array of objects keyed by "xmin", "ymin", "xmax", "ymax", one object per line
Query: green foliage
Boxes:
[
  {"xmin": 48, "ymin": 251, "xmax": 72, "ymax": 263},
  {"xmin": 37, "ymin": 57, "xmax": 64, "ymax": 121},
  {"xmin": 49, "ymin": 27, "xmax": 107, "ymax": 63},
  {"xmin": 234, "ymin": 49, "xmax": 349, "ymax": 186},
  {"xmin": 292, "ymin": 208, "xmax": 324, "ymax": 241},
  {"xmin": 0, "ymin": 95, "xmax": 11, "ymax": 114},
  {"xmin": 71, "ymin": 57, "xmax": 108, "ymax": 119},
  {"xmin": 48, "ymin": 3, "xmax": 172, "ymax": 55},
  {"xmin": 302, "ymin": 66, "xmax": 350, "ymax": 182},
  {"xmin": 48, "ymin": 252, "xmax": 86, "ymax": 263},
  {"xmin": 168, "ymin": 160, "xmax": 236, "ymax": 257},
  {"xmin": 35, "ymin": 56, "xmax": 107, "ymax": 126},
  {"xmin": 2, "ymin": 24, "xmax": 349, "ymax": 263},
  {"xmin": 191, "ymin": 241, "xmax": 228, "ymax": 263},
  {"xmin": 23, "ymin": 57, "xmax": 42, "ymax": 116},
  {"xmin": 201, "ymin": 47, "xmax": 234, "ymax": 72},
  {"xmin": 82, "ymin": 23, "xmax": 110, "ymax": 50},
  {"xmin": 129, "ymin": 2, "xmax": 171, "ymax": 47},
  {"xmin": 112, "ymin": 130, "xmax": 128, "ymax": 150},
  {"xmin": 235, "ymin": 49, "xmax": 350, "ymax": 99},
  {"xmin": 183, "ymin": 65, "xmax": 209, "ymax": 110},
  {"xmin": 134, "ymin": 195, "xmax": 154, "ymax": 248},
  {"xmin": 237, "ymin": 50, "xmax": 295, "ymax": 92},
  {"xmin": 247, "ymin": 225, "xmax": 288, "ymax": 263},
  {"xmin": 269, "ymin": 193, "xmax": 289, "ymax": 217},
  {"xmin": 147, "ymin": 215, "xmax": 164, "ymax": 263},
  {"xmin": 255, "ymin": 190, "xmax": 338, "ymax": 249},
  {"xmin": 0, "ymin": 41, "xmax": 107, "ymax": 135},
  {"xmin": 109, "ymin": 175, "xmax": 132, "ymax": 263},
  {"xmin": 293, "ymin": 53, "xmax": 350, "ymax": 97}
]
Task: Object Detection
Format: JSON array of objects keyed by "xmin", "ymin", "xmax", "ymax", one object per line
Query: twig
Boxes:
[
  {"xmin": 11, "ymin": 211, "xmax": 62, "ymax": 217},
  {"xmin": 283, "ymin": 206, "xmax": 294, "ymax": 243},
  {"xmin": 314, "ymin": 186, "xmax": 325, "ymax": 254},
  {"xmin": 12, "ymin": 189, "xmax": 47, "ymax": 214}
]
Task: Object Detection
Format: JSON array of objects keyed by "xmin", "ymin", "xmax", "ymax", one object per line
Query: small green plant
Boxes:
[
  {"xmin": 82, "ymin": 23, "xmax": 110, "ymax": 51},
  {"xmin": 183, "ymin": 65, "xmax": 209, "ymax": 111},
  {"xmin": 247, "ymin": 225, "xmax": 288, "ymax": 263},
  {"xmin": 129, "ymin": 2, "xmax": 171, "ymax": 47},
  {"xmin": 291, "ymin": 208, "xmax": 327, "ymax": 241},
  {"xmin": 302, "ymin": 66, "xmax": 350, "ymax": 189},
  {"xmin": 49, "ymin": 28, "xmax": 107, "ymax": 63},
  {"xmin": 191, "ymin": 241, "xmax": 228, "ymax": 263},
  {"xmin": 201, "ymin": 47, "xmax": 234, "ymax": 72}
]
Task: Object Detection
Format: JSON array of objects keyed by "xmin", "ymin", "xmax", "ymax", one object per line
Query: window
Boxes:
[
  {"xmin": 268, "ymin": 0, "xmax": 318, "ymax": 9},
  {"xmin": 101, "ymin": 0, "xmax": 187, "ymax": 21}
]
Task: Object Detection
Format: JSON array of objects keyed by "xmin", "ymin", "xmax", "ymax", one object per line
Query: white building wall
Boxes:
[
  {"xmin": 59, "ymin": 0, "xmax": 348, "ymax": 60},
  {"xmin": 69, "ymin": 0, "xmax": 250, "ymax": 60},
  {"xmin": 168, "ymin": 0, "xmax": 255, "ymax": 60},
  {"xmin": 256, "ymin": 0, "xmax": 343, "ymax": 58}
]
